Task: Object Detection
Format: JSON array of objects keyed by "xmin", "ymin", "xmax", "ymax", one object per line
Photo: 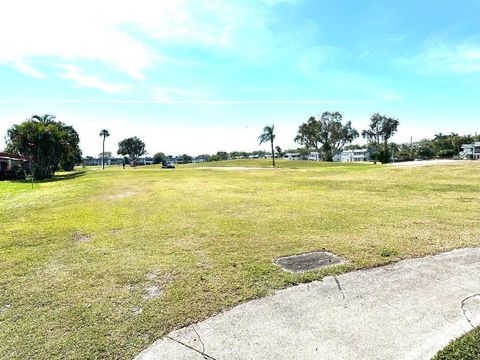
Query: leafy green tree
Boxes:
[
  {"xmin": 196, "ymin": 154, "xmax": 211, "ymax": 162},
  {"xmin": 362, "ymin": 113, "xmax": 399, "ymax": 163},
  {"xmin": 437, "ymin": 149, "xmax": 456, "ymax": 158},
  {"xmin": 362, "ymin": 114, "xmax": 382, "ymax": 148},
  {"xmin": 99, "ymin": 129, "xmax": 110, "ymax": 169},
  {"xmin": 58, "ymin": 123, "xmax": 82, "ymax": 171},
  {"xmin": 297, "ymin": 147, "xmax": 310, "ymax": 160},
  {"xmin": 117, "ymin": 137, "xmax": 146, "ymax": 164},
  {"xmin": 6, "ymin": 114, "xmax": 82, "ymax": 179},
  {"xmin": 430, "ymin": 132, "xmax": 473, "ymax": 158},
  {"xmin": 31, "ymin": 114, "xmax": 56, "ymax": 124},
  {"xmin": 216, "ymin": 151, "xmax": 229, "ymax": 160},
  {"xmin": 181, "ymin": 154, "xmax": 192, "ymax": 163},
  {"xmin": 208, "ymin": 154, "xmax": 220, "ymax": 161},
  {"xmin": 229, "ymin": 151, "xmax": 248, "ymax": 159},
  {"xmin": 416, "ymin": 139, "xmax": 436, "ymax": 159},
  {"xmin": 396, "ymin": 143, "xmax": 415, "ymax": 161},
  {"xmin": 275, "ymin": 146, "xmax": 284, "ymax": 158},
  {"xmin": 153, "ymin": 152, "xmax": 166, "ymax": 164},
  {"xmin": 295, "ymin": 112, "xmax": 358, "ymax": 161},
  {"xmin": 98, "ymin": 151, "xmax": 112, "ymax": 159},
  {"xmin": 344, "ymin": 144, "xmax": 365, "ymax": 150},
  {"xmin": 258, "ymin": 124, "xmax": 276, "ymax": 167}
]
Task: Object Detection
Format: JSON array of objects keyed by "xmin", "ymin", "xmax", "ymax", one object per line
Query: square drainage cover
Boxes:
[{"xmin": 274, "ymin": 251, "xmax": 343, "ymax": 272}]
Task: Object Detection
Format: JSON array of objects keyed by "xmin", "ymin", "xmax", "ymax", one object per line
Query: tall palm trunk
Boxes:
[
  {"xmin": 102, "ymin": 136, "xmax": 105, "ymax": 169},
  {"xmin": 271, "ymin": 140, "xmax": 275, "ymax": 167}
]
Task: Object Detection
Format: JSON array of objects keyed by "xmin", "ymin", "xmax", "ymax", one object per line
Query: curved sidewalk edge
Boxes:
[{"xmin": 136, "ymin": 248, "xmax": 480, "ymax": 360}]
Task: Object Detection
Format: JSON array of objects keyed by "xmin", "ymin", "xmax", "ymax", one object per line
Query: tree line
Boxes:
[
  {"xmin": 201, "ymin": 112, "xmax": 400, "ymax": 166},
  {"xmin": 4, "ymin": 112, "xmax": 478, "ymax": 178},
  {"xmin": 256, "ymin": 111, "xmax": 399, "ymax": 166},
  {"xmin": 4, "ymin": 115, "xmax": 149, "ymax": 179},
  {"xmin": 387, "ymin": 132, "xmax": 480, "ymax": 161}
]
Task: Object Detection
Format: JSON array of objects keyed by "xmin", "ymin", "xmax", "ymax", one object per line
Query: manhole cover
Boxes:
[{"xmin": 274, "ymin": 251, "xmax": 343, "ymax": 272}]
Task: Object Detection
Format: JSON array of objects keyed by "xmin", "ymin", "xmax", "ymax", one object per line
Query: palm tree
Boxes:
[
  {"xmin": 258, "ymin": 124, "xmax": 276, "ymax": 167},
  {"xmin": 99, "ymin": 129, "xmax": 110, "ymax": 169},
  {"xmin": 32, "ymin": 114, "xmax": 56, "ymax": 124}
]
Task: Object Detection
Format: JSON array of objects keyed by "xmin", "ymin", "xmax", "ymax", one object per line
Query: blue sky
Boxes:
[{"xmin": 1, "ymin": 0, "xmax": 479, "ymax": 156}]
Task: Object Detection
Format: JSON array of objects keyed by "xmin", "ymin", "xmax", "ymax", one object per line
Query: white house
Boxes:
[
  {"xmin": 174, "ymin": 155, "xmax": 191, "ymax": 164},
  {"xmin": 84, "ymin": 157, "xmax": 124, "ymax": 166},
  {"xmin": 460, "ymin": 142, "xmax": 480, "ymax": 160},
  {"xmin": 308, "ymin": 152, "xmax": 320, "ymax": 161},
  {"xmin": 83, "ymin": 157, "xmax": 101, "ymax": 166},
  {"xmin": 139, "ymin": 157, "xmax": 154, "ymax": 165},
  {"xmin": 192, "ymin": 156, "xmax": 208, "ymax": 163},
  {"xmin": 308, "ymin": 150, "xmax": 342, "ymax": 161},
  {"xmin": 333, "ymin": 151, "xmax": 342, "ymax": 162},
  {"xmin": 341, "ymin": 148, "xmax": 371, "ymax": 162}
]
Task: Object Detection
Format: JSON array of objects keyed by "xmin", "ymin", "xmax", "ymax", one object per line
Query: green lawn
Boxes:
[
  {"xmin": 1, "ymin": 159, "xmax": 479, "ymax": 359},
  {"xmin": 181, "ymin": 158, "xmax": 370, "ymax": 168},
  {"xmin": 433, "ymin": 327, "xmax": 480, "ymax": 360}
]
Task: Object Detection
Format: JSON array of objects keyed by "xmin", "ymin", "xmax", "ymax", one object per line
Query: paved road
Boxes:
[
  {"xmin": 388, "ymin": 159, "xmax": 465, "ymax": 167},
  {"xmin": 136, "ymin": 248, "xmax": 480, "ymax": 360}
]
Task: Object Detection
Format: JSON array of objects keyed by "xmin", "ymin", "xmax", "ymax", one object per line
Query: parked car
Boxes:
[{"xmin": 161, "ymin": 160, "xmax": 175, "ymax": 169}]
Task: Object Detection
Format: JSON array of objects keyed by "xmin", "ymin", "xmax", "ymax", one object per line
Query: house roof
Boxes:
[
  {"xmin": 342, "ymin": 148, "xmax": 369, "ymax": 154},
  {"xmin": 0, "ymin": 152, "xmax": 29, "ymax": 161},
  {"xmin": 462, "ymin": 142, "xmax": 480, "ymax": 147}
]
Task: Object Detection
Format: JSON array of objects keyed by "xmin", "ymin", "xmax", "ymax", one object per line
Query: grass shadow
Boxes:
[{"xmin": 16, "ymin": 171, "xmax": 87, "ymax": 184}]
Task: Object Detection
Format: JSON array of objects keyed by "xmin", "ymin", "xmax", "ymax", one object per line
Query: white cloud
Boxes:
[
  {"xmin": 0, "ymin": 0, "xmax": 218, "ymax": 79},
  {"xmin": 58, "ymin": 65, "xmax": 131, "ymax": 93},
  {"xmin": 410, "ymin": 41, "xmax": 480, "ymax": 74},
  {"xmin": 0, "ymin": 1, "xmax": 164, "ymax": 79},
  {"xmin": 0, "ymin": 0, "xmax": 286, "ymax": 80},
  {"xmin": 10, "ymin": 61, "xmax": 46, "ymax": 79}
]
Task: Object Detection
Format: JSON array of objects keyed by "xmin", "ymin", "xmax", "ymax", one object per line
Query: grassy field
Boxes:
[
  {"xmin": 433, "ymin": 327, "xmax": 480, "ymax": 360},
  {"xmin": 181, "ymin": 158, "xmax": 365, "ymax": 168},
  {"xmin": 1, "ymin": 159, "xmax": 479, "ymax": 359}
]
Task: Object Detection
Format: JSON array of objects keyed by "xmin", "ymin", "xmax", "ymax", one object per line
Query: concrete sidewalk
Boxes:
[{"xmin": 136, "ymin": 248, "xmax": 480, "ymax": 360}]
